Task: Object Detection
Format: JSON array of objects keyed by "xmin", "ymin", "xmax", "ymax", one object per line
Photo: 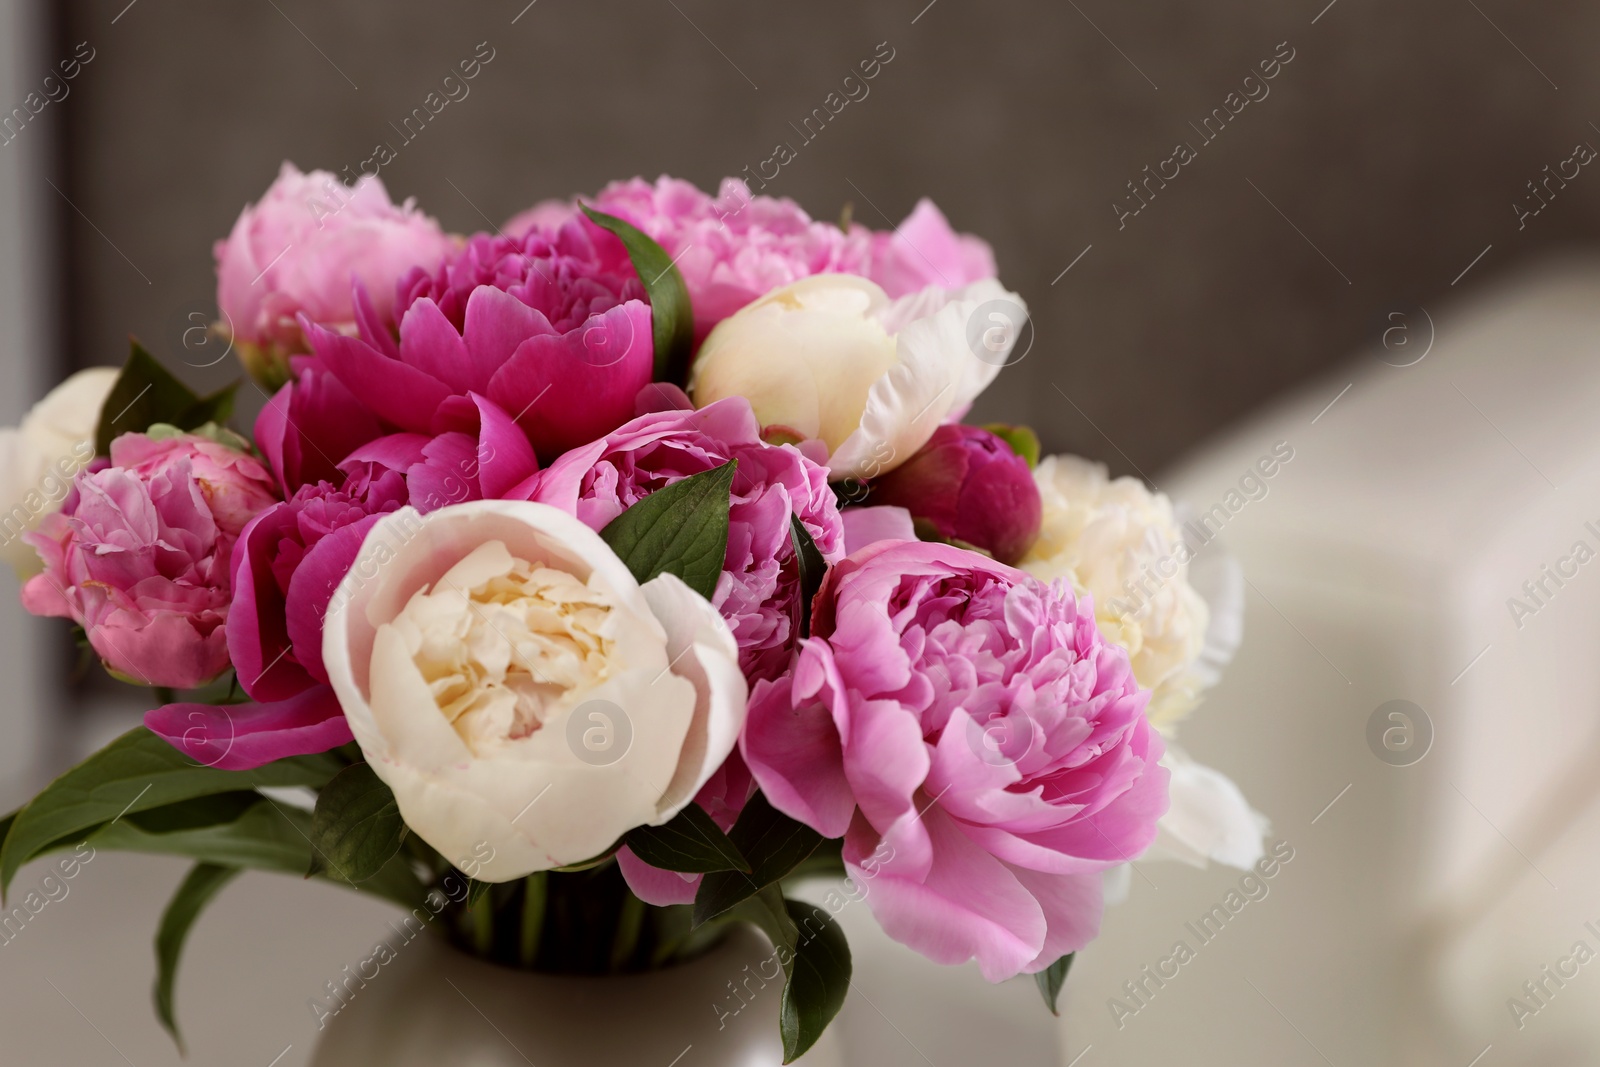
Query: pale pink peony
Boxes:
[
  {"xmin": 866, "ymin": 197, "xmax": 997, "ymax": 299},
  {"xmin": 742, "ymin": 539, "xmax": 1168, "ymax": 980},
  {"xmin": 21, "ymin": 432, "xmax": 278, "ymax": 689},
  {"xmin": 215, "ymin": 163, "xmax": 455, "ymax": 378},
  {"xmin": 517, "ymin": 176, "xmax": 999, "ymax": 343}
]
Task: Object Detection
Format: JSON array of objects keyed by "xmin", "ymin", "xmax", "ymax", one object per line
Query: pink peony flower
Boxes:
[
  {"xmin": 577, "ymin": 176, "xmax": 873, "ymax": 345},
  {"xmin": 160, "ymin": 394, "xmax": 540, "ymax": 770},
  {"xmin": 865, "ymin": 197, "xmax": 997, "ymax": 300},
  {"xmin": 530, "ymin": 395, "xmax": 844, "ymax": 684},
  {"xmin": 215, "ymin": 162, "xmax": 456, "ymax": 383},
  {"xmin": 868, "ymin": 423, "xmax": 1042, "ymax": 565},
  {"xmin": 306, "ymin": 217, "xmax": 653, "ymax": 463},
  {"xmin": 741, "ymin": 539, "xmax": 1168, "ymax": 980},
  {"xmin": 20, "ymin": 432, "xmax": 278, "ymax": 689},
  {"xmin": 513, "ymin": 175, "xmax": 998, "ymax": 343}
]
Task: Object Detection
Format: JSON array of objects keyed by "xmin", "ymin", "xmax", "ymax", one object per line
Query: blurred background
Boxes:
[{"xmin": 5, "ymin": 0, "xmax": 1600, "ymax": 1064}]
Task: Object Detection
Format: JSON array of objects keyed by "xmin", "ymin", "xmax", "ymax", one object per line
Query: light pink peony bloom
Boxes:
[
  {"xmin": 215, "ymin": 162, "xmax": 455, "ymax": 378},
  {"xmin": 865, "ymin": 197, "xmax": 997, "ymax": 300},
  {"xmin": 515, "ymin": 176, "xmax": 998, "ymax": 343},
  {"xmin": 578, "ymin": 176, "xmax": 872, "ymax": 344},
  {"xmin": 530, "ymin": 395, "xmax": 844, "ymax": 684},
  {"xmin": 307, "ymin": 218, "xmax": 652, "ymax": 463},
  {"xmin": 742, "ymin": 539, "xmax": 1168, "ymax": 980},
  {"xmin": 21, "ymin": 432, "xmax": 278, "ymax": 689}
]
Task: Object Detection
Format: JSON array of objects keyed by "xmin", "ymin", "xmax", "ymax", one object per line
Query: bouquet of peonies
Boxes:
[{"xmin": 0, "ymin": 165, "xmax": 1263, "ymax": 1060}]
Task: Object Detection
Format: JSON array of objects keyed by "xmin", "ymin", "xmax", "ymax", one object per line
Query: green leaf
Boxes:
[
  {"xmin": 625, "ymin": 803, "xmax": 749, "ymax": 875},
  {"xmin": 92, "ymin": 795, "xmax": 317, "ymax": 874},
  {"xmin": 777, "ymin": 899, "xmax": 852, "ymax": 1062},
  {"xmin": 581, "ymin": 204, "xmax": 695, "ymax": 384},
  {"xmin": 983, "ymin": 423, "xmax": 1041, "ymax": 469},
  {"xmin": 1034, "ymin": 953, "xmax": 1074, "ymax": 1015},
  {"xmin": 95, "ymin": 341, "xmax": 237, "ymax": 455},
  {"xmin": 727, "ymin": 886, "xmax": 851, "ymax": 1063},
  {"xmin": 789, "ymin": 516, "xmax": 828, "ymax": 639},
  {"xmin": 0, "ymin": 727, "xmax": 342, "ymax": 898},
  {"xmin": 175, "ymin": 381, "xmax": 239, "ymax": 432},
  {"xmin": 154, "ymin": 862, "xmax": 240, "ymax": 1050},
  {"xmin": 600, "ymin": 460, "xmax": 736, "ymax": 600},
  {"xmin": 694, "ymin": 792, "xmax": 823, "ymax": 925},
  {"xmin": 308, "ymin": 763, "xmax": 406, "ymax": 884}
]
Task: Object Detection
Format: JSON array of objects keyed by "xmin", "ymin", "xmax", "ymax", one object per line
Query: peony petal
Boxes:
[
  {"xmin": 308, "ymin": 319, "xmax": 453, "ymax": 433},
  {"xmin": 1011, "ymin": 867, "xmax": 1104, "ymax": 972},
  {"xmin": 145, "ymin": 685, "xmax": 353, "ymax": 771},
  {"xmin": 617, "ymin": 845, "xmax": 702, "ymax": 906},
  {"xmin": 848, "ymin": 805, "xmax": 1046, "ymax": 982},
  {"xmin": 639, "ymin": 572, "xmax": 748, "ymax": 817},
  {"xmin": 839, "ymin": 505, "xmax": 915, "ymax": 554},
  {"xmin": 1147, "ymin": 747, "xmax": 1266, "ymax": 869},
  {"xmin": 486, "ymin": 301, "xmax": 654, "ymax": 460},
  {"xmin": 228, "ymin": 503, "xmax": 318, "ymax": 702},
  {"xmin": 468, "ymin": 393, "xmax": 540, "ymax": 500}
]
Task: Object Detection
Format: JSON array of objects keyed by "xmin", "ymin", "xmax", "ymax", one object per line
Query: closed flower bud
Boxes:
[{"xmin": 869, "ymin": 423, "xmax": 1041, "ymax": 565}]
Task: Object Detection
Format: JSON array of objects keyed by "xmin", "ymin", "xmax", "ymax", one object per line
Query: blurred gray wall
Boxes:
[{"xmin": 43, "ymin": 0, "xmax": 1600, "ymax": 472}]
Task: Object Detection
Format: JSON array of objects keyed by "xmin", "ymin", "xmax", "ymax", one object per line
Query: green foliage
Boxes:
[
  {"xmin": 581, "ymin": 205, "xmax": 695, "ymax": 385},
  {"xmin": 307, "ymin": 763, "xmax": 407, "ymax": 884},
  {"xmin": 1034, "ymin": 953, "xmax": 1075, "ymax": 1014},
  {"xmin": 600, "ymin": 460, "xmax": 736, "ymax": 599},
  {"xmin": 0, "ymin": 727, "xmax": 341, "ymax": 897},
  {"xmin": 96, "ymin": 340, "xmax": 237, "ymax": 455},
  {"xmin": 694, "ymin": 792, "xmax": 823, "ymax": 924},
  {"xmin": 625, "ymin": 803, "xmax": 749, "ymax": 874}
]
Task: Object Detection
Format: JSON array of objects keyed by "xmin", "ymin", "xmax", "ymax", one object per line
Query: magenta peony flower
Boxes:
[
  {"xmin": 530, "ymin": 396, "xmax": 844, "ymax": 684},
  {"xmin": 157, "ymin": 393, "xmax": 540, "ymax": 770},
  {"xmin": 227, "ymin": 471, "xmax": 409, "ymax": 704},
  {"xmin": 255, "ymin": 355, "xmax": 385, "ymax": 493},
  {"xmin": 741, "ymin": 539, "xmax": 1168, "ymax": 980},
  {"xmin": 306, "ymin": 217, "xmax": 652, "ymax": 463},
  {"xmin": 868, "ymin": 423, "xmax": 1042, "ymax": 565},
  {"xmin": 20, "ymin": 431, "xmax": 278, "ymax": 689},
  {"xmin": 215, "ymin": 162, "xmax": 456, "ymax": 383}
]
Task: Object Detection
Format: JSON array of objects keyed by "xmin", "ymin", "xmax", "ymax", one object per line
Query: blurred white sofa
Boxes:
[{"xmin": 1091, "ymin": 255, "xmax": 1600, "ymax": 1067}]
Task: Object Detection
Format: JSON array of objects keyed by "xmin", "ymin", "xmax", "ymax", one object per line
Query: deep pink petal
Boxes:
[
  {"xmin": 145, "ymin": 685, "xmax": 352, "ymax": 771},
  {"xmin": 308, "ymin": 319, "xmax": 452, "ymax": 433},
  {"xmin": 616, "ymin": 846, "xmax": 702, "ymax": 906}
]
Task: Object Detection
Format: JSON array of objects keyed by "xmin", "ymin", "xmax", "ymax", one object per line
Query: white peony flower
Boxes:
[
  {"xmin": 322, "ymin": 500, "xmax": 747, "ymax": 881},
  {"xmin": 1021, "ymin": 454, "xmax": 1265, "ymax": 872},
  {"xmin": 0, "ymin": 367, "xmax": 118, "ymax": 576},
  {"xmin": 688, "ymin": 274, "xmax": 1024, "ymax": 481},
  {"xmin": 1020, "ymin": 454, "xmax": 1212, "ymax": 728}
]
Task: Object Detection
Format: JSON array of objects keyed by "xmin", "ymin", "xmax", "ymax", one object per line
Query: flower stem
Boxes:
[
  {"xmin": 608, "ymin": 891, "xmax": 646, "ymax": 973},
  {"xmin": 469, "ymin": 889, "xmax": 495, "ymax": 957},
  {"xmin": 519, "ymin": 872, "xmax": 547, "ymax": 968}
]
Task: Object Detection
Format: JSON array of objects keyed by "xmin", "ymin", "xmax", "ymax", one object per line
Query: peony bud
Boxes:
[
  {"xmin": 214, "ymin": 162, "xmax": 455, "ymax": 386},
  {"xmin": 868, "ymin": 423, "xmax": 1041, "ymax": 565}
]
